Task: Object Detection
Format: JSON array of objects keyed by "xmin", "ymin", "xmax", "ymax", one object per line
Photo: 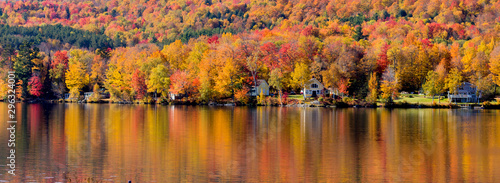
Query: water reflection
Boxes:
[{"xmin": 0, "ymin": 104, "xmax": 500, "ymax": 182}]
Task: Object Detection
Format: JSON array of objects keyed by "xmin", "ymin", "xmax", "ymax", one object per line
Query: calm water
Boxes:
[{"xmin": 0, "ymin": 103, "xmax": 500, "ymax": 182}]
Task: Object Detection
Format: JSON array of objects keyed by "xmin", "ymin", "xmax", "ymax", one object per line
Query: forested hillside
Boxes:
[{"xmin": 1, "ymin": 0, "xmax": 500, "ymax": 103}]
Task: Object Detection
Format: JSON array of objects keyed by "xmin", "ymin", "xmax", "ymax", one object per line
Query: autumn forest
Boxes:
[{"xmin": 1, "ymin": 0, "xmax": 500, "ymax": 104}]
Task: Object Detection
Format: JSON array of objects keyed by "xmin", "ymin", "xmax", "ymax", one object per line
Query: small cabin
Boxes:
[
  {"xmin": 303, "ymin": 78, "xmax": 324, "ymax": 98},
  {"xmin": 249, "ymin": 79, "xmax": 270, "ymax": 96},
  {"xmin": 448, "ymin": 82, "xmax": 480, "ymax": 103}
]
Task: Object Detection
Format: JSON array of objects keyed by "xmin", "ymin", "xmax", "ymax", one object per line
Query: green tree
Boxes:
[
  {"xmin": 352, "ymin": 26, "xmax": 366, "ymax": 41},
  {"xmin": 422, "ymin": 70, "xmax": 443, "ymax": 103},
  {"xmin": 13, "ymin": 41, "xmax": 42, "ymax": 98},
  {"xmin": 269, "ymin": 69, "xmax": 284, "ymax": 105}
]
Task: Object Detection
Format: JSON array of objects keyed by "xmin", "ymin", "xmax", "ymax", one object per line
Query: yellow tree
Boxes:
[
  {"xmin": 445, "ymin": 68, "xmax": 463, "ymax": 96},
  {"xmin": 65, "ymin": 61, "xmax": 89, "ymax": 98},
  {"xmin": 186, "ymin": 42, "xmax": 209, "ymax": 75},
  {"xmin": 162, "ymin": 40, "xmax": 188, "ymax": 70},
  {"xmin": 147, "ymin": 64, "xmax": 170, "ymax": 100},
  {"xmin": 461, "ymin": 42, "xmax": 476, "ymax": 75},
  {"xmin": 291, "ymin": 62, "xmax": 310, "ymax": 99},
  {"xmin": 104, "ymin": 64, "xmax": 129, "ymax": 101},
  {"xmin": 489, "ymin": 46, "xmax": 500, "ymax": 86},
  {"xmin": 367, "ymin": 72, "xmax": 378, "ymax": 103},
  {"xmin": 380, "ymin": 67, "xmax": 398, "ymax": 102},
  {"xmin": 198, "ymin": 50, "xmax": 216, "ymax": 102},
  {"xmin": 214, "ymin": 58, "xmax": 241, "ymax": 101},
  {"xmin": 90, "ymin": 55, "xmax": 106, "ymax": 86}
]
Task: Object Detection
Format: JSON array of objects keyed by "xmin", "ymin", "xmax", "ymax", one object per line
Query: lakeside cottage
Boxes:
[
  {"xmin": 448, "ymin": 82, "xmax": 480, "ymax": 103},
  {"xmin": 303, "ymin": 78, "xmax": 324, "ymax": 98},
  {"xmin": 249, "ymin": 79, "xmax": 270, "ymax": 96}
]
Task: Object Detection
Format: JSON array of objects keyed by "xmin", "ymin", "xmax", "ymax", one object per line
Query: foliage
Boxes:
[
  {"xmin": 0, "ymin": 24, "xmax": 113, "ymax": 50},
  {"xmin": 104, "ymin": 64, "xmax": 129, "ymax": 101},
  {"xmin": 380, "ymin": 68, "xmax": 398, "ymax": 101},
  {"xmin": 28, "ymin": 75, "xmax": 43, "ymax": 97},
  {"xmin": 367, "ymin": 72, "xmax": 378, "ymax": 103},
  {"xmin": 291, "ymin": 62, "xmax": 310, "ymax": 99},
  {"xmin": 147, "ymin": 65, "xmax": 170, "ymax": 99},
  {"xmin": 89, "ymin": 83, "xmax": 101, "ymax": 102},
  {"xmin": 68, "ymin": 86, "xmax": 80, "ymax": 100},
  {"xmin": 65, "ymin": 58, "xmax": 89, "ymax": 95},
  {"xmin": 490, "ymin": 46, "xmax": 500, "ymax": 86},
  {"xmin": 13, "ymin": 41, "xmax": 42, "ymax": 98},
  {"xmin": 423, "ymin": 70, "xmax": 444, "ymax": 102},
  {"xmin": 132, "ymin": 69, "xmax": 147, "ymax": 100},
  {"xmin": 445, "ymin": 68, "xmax": 463, "ymax": 94},
  {"xmin": 50, "ymin": 50, "xmax": 69, "ymax": 97},
  {"xmin": 269, "ymin": 69, "xmax": 285, "ymax": 104},
  {"xmin": 234, "ymin": 87, "xmax": 250, "ymax": 105}
]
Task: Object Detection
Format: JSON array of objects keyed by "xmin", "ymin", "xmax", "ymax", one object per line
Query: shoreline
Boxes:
[{"xmin": 2, "ymin": 98, "xmax": 493, "ymax": 109}]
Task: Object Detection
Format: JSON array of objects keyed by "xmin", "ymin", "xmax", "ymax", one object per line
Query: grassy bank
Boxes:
[{"xmin": 394, "ymin": 94, "xmax": 446, "ymax": 104}]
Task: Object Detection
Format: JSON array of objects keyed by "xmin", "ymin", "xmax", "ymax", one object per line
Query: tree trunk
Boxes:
[
  {"xmin": 279, "ymin": 89, "xmax": 282, "ymax": 106},
  {"xmin": 252, "ymin": 74, "xmax": 257, "ymax": 92},
  {"xmin": 303, "ymin": 87, "xmax": 306, "ymax": 100},
  {"xmin": 432, "ymin": 95, "xmax": 434, "ymax": 103},
  {"xmin": 231, "ymin": 77, "xmax": 235, "ymax": 103}
]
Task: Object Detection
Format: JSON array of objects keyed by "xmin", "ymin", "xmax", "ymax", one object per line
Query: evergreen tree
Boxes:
[{"xmin": 13, "ymin": 41, "xmax": 42, "ymax": 98}]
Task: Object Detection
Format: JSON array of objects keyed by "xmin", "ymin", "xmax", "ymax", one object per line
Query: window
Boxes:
[{"xmin": 311, "ymin": 84, "xmax": 318, "ymax": 88}]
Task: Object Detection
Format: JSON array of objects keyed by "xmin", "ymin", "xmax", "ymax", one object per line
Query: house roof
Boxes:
[
  {"xmin": 457, "ymin": 82, "xmax": 476, "ymax": 92},
  {"xmin": 306, "ymin": 78, "xmax": 322, "ymax": 85},
  {"xmin": 256, "ymin": 79, "xmax": 267, "ymax": 86}
]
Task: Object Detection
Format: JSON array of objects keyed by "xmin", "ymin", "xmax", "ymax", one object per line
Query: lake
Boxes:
[{"xmin": 0, "ymin": 103, "xmax": 500, "ymax": 182}]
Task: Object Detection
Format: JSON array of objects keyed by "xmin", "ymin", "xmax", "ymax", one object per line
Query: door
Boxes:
[{"xmin": 311, "ymin": 91, "xmax": 317, "ymax": 98}]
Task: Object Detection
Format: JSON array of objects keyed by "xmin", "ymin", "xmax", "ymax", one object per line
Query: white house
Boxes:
[
  {"xmin": 448, "ymin": 82, "xmax": 480, "ymax": 103},
  {"xmin": 249, "ymin": 79, "xmax": 270, "ymax": 96},
  {"xmin": 303, "ymin": 78, "xmax": 324, "ymax": 98}
]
